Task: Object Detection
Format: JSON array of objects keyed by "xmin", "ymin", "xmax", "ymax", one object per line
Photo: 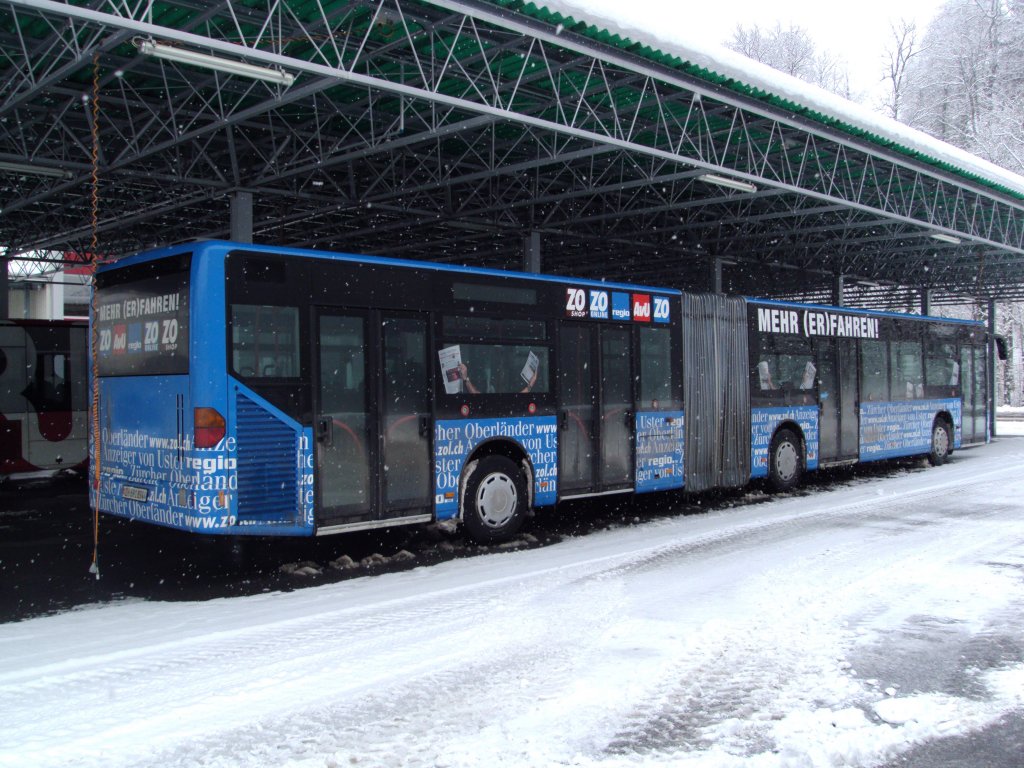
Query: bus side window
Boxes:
[
  {"xmin": 753, "ymin": 335, "xmax": 812, "ymax": 396},
  {"xmin": 925, "ymin": 335, "xmax": 959, "ymax": 396},
  {"xmin": 860, "ymin": 339, "xmax": 889, "ymax": 402},
  {"xmin": 890, "ymin": 339, "xmax": 923, "ymax": 401},
  {"xmin": 639, "ymin": 326, "xmax": 679, "ymax": 407},
  {"xmin": 230, "ymin": 304, "xmax": 300, "ymax": 379},
  {"xmin": 23, "ymin": 352, "xmax": 70, "ymax": 412}
]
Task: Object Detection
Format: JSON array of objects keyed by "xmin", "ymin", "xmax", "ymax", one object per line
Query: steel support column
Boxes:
[
  {"xmin": 1, "ymin": 258, "xmax": 8, "ymax": 318},
  {"xmin": 989, "ymin": 298, "xmax": 998, "ymax": 438},
  {"xmin": 832, "ymin": 274, "xmax": 845, "ymax": 307},
  {"xmin": 523, "ymin": 231, "xmax": 541, "ymax": 273},
  {"xmin": 711, "ymin": 257, "xmax": 723, "ymax": 294},
  {"xmin": 230, "ymin": 191, "xmax": 253, "ymax": 244}
]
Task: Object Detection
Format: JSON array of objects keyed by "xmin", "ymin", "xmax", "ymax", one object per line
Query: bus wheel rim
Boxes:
[
  {"xmin": 776, "ymin": 441, "xmax": 798, "ymax": 481},
  {"xmin": 934, "ymin": 424, "xmax": 949, "ymax": 456},
  {"xmin": 475, "ymin": 472, "xmax": 517, "ymax": 528}
]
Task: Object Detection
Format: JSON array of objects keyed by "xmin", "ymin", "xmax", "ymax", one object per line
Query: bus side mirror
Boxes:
[{"xmin": 995, "ymin": 335, "xmax": 1008, "ymax": 361}]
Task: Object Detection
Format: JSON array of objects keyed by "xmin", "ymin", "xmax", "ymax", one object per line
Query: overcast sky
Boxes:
[{"xmin": 560, "ymin": 0, "xmax": 946, "ymax": 104}]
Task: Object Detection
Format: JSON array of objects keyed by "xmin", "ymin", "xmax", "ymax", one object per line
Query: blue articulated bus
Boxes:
[{"xmin": 90, "ymin": 241, "xmax": 992, "ymax": 542}]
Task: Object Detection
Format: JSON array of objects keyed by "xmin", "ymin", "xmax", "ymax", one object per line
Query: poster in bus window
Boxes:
[
  {"xmin": 438, "ymin": 345, "xmax": 464, "ymax": 395},
  {"xmin": 520, "ymin": 350, "xmax": 539, "ymax": 387},
  {"xmin": 799, "ymin": 361, "xmax": 816, "ymax": 390}
]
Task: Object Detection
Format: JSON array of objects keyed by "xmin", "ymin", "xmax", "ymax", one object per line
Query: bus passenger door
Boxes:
[
  {"xmin": 559, "ymin": 324, "xmax": 595, "ymax": 492},
  {"xmin": 600, "ymin": 327, "xmax": 634, "ymax": 489},
  {"xmin": 815, "ymin": 339, "xmax": 840, "ymax": 462},
  {"xmin": 558, "ymin": 324, "xmax": 634, "ymax": 494},
  {"xmin": 314, "ymin": 311, "xmax": 373, "ymax": 522},
  {"xmin": 817, "ymin": 337, "xmax": 859, "ymax": 462},
  {"xmin": 380, "ymin": 314, "xmax": 432, "ymax": 513},
  {"xmin": 838, "ymin": 339, "xmax": 859, "ymax": 458}
]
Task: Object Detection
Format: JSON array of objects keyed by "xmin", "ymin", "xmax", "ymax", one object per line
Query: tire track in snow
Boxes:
[
  {"xmin": 598, "ymin": 495, "xmax": 1024, "ymax": 761},
  {"xmin": 11, "ymin": 577, "xmax": 629, "ymax": 768}
]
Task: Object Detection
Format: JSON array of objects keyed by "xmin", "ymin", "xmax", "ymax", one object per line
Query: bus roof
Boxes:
[
  {"xmin": 101, "ymin": 240, "xmax": 683, "ymax": 297},
  {"xmin": 745, "ymin": 297, "xmax": 986, "ymax": 327}
]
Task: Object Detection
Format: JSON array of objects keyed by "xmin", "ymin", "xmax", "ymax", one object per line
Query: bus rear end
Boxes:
[
  {"xmin": 92, "ymin": 246, "xmax": 312, "ymax": 536},
  {"xmin": 92, "ymin": 253, "xmax": 196, "ymax": 529}
]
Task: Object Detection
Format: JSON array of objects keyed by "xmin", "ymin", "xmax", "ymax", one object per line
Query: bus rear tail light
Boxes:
[{"xmin": 194, "ymin": 407, "xmax": 226, "ymax": 449}]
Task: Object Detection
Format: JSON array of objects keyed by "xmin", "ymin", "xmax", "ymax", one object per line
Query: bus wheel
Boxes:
[
  {"xmin": 928, "ymin": 419, "xmax": 952, "ymax": 466},
  {"xmin": 769, "ymin": 428, "xmax": 803, "ymax": 491},
  {"xmin": 463, "ymin": 455, "xmax": 528, "ymax": 543}
]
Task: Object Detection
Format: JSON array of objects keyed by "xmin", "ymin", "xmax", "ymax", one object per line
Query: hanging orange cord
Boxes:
[{"xmin": 88, "ymin": 53, "xmax": 102, "ymax": 579}]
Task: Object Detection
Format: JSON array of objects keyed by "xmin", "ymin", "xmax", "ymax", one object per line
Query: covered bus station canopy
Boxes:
[{"xmin": 3, "ymin": 0, "xmax": 1024, "ymax": 314}]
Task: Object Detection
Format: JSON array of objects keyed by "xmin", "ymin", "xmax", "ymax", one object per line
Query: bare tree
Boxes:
[
  {"xmin": 881, "ymin": 19, "xmax": 921, "ymax": 120},
  {"xmin": 728, "ymin": 22, "xmax": 852, "ymax": 98},
  {"xmin": 897, "ymin": 0, "xmax": 1024, "ymax": 406}
]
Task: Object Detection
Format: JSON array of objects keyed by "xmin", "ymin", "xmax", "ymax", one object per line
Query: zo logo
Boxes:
[
  {"xmin": 653, "ymin": 296, "xmax": 671, "ymax": 323},
  {"xmin": 565, "ymin": 287, "xmax": 588, "ymax": 318},
  {"xmin": 632, "ymin": 294, "xmax": 651, "ymax": 322}
]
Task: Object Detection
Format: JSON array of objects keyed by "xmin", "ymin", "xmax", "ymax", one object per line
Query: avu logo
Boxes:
[
  {"xmin": 632, "ymin": 293, "xmax": 651, "ymax": 322},
  {"xmin": 112, "ymin": 324, "xmax": 127, "ymax": 355}
]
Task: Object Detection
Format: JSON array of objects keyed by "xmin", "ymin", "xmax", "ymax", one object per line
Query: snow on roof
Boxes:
[{"xmin": 536, "ymin": 0, "xmax": 1024, "ymax": 198}]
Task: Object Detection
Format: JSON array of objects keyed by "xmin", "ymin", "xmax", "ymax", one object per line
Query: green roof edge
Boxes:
[{"xmin": 486, "ymin": 0, "xmax": 1024, "ymax": 202}]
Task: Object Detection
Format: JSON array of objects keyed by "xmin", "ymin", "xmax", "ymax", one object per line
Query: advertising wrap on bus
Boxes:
[
  {"xmin": 750, "ymin": 406, "xmax": 820, "ymax": 478},
  {"xmin": 95, "ymin": 378, "xmax": 313, "ymax": 535},
  {"xmin": 434, "ymin": 416, "xmax": 559, "ymax": 518},
  {"xmin": 635, "ymin": 411, "xmax": 684, "ymax": 492},
  {"xmin": 0, "ymin": 320, "xmax": 88, "ymax": 477},
  {"xmin": 860, "ymin": 398, "xmax": 963, "ymax": 459}
]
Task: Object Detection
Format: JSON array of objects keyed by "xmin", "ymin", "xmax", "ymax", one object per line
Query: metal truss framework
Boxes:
[{"xmin": 2, "ymin": 0, "xmax": 1024, "ymax": 308}]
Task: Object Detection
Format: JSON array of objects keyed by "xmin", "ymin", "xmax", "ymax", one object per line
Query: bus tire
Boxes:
[
  {"xmin": 768, "ymin": 428, "xmax": 803, "ymax": 492},
  {"xmin": 928, "ymin": 419, "xmax": 952, "ymax": 466},
  {"xmin": 463, "ymin": 455, "xmax": 528, "ymax": 543}
]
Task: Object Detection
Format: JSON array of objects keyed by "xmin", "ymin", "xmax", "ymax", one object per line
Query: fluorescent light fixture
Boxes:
[
  {"xmin": 0, "ymin": 160, "xmax": 72, "ymax": 179},
  {"xmin": 929, "ymin": 232, "xmax": 962, "ymax": 245},
  {"xmin": 138, "ymin": 40, "xmax": 295, "ymax": 86},
  {"xmin": 698, "ymin": 173, "xmax": 758, "ymax": 194}
]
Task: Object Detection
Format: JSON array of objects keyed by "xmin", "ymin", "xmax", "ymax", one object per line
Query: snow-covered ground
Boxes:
[{"xmin": 1, "ymin": 428, "xmax": 1023, "ymax": 768}]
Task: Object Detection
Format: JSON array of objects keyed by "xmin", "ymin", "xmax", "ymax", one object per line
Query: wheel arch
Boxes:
[
  {"xmin": 771, "ymin": 420, "xmax": 806, "ymax": 455},
  {"xmin": 459, "ymin": 438, "xmax": 535, "ymax": 518},
  {"xmin": 935, "ymin": 408, "xmax": 955, "ymax": 434}
]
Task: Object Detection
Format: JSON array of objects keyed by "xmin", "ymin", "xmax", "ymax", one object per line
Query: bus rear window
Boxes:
[{"xmin": 95, "ymin": 257, "xmax": 190, "ymax": 376}]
